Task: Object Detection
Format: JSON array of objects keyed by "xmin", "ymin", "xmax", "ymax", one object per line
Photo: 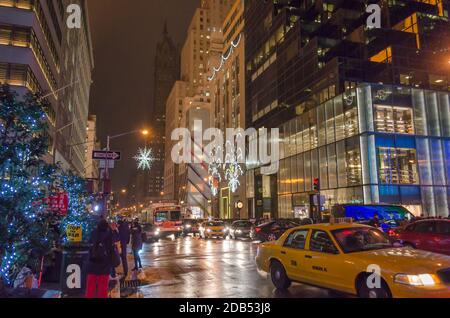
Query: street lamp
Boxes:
[
  {"xmin": 104, "ymin": 128, "xmax": 149, "ymax": 178},
  {"xmin": 101, "ymin": 129, "xmax": 149, "ymax": 217}
]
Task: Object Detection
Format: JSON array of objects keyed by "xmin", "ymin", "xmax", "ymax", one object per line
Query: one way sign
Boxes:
[{"xmin": 92, "ymin": 150, "xmax": 121, "ymax": 161}]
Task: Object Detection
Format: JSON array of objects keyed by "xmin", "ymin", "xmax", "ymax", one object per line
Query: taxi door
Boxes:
[
  {"xmin": 277, "ymin": 229, "xmax": 312, "ymax": 283},
  {"xmin": 303, "ymin": 230, "xmax": 347, "ymax": 291}
]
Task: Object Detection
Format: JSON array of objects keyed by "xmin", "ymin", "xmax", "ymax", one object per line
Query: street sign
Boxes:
[
  {"xmin": 66, "ymin": 224, "xmax": 83, "ymax": 243},
  {"xmin": 92, "ymin": 150, "xmax": 121, "ymax": 161}
]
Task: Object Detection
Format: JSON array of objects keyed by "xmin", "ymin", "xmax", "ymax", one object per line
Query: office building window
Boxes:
[
  {"xmin": 374, "ymin": 105, "xmax": 414, "ymax": 134},
  {"xmin": 378, "ymin": 147, "xmax": 418, "ymax": 185}
]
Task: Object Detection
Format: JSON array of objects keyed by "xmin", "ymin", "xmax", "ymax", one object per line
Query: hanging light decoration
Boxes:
[
  {"xmin": 223, "ymin": 138, "xmax": 245, "ymax": 193},
  {"xmin": 207, "ymin": 146, "xmax": 223, "ymax": 197},
  {"xmin": 133, "ymin": 147, "xmax": 154, "ymax": 170}
]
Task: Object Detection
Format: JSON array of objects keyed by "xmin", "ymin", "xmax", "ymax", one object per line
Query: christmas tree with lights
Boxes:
[
  {"xmin": 0, "ymin": 85, "xmax": 96, "ymax": 286},
  {"xmin": 0, "ymin": 84, "xmax": 55, "ymax": 284}
]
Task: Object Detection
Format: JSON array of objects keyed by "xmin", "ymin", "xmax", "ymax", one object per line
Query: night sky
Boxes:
[{"xmin": 87, "ymin": 0, "xmax": 198, "ymax": 190}]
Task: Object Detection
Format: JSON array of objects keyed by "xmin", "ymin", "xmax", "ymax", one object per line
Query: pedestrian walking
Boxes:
[
  {"xmin": 109, "ymin": 221, "xmax": 121, "ymax": 279},
  {"xmin": 130, "ymin": 219, "xmax": 143, "ymax": 271},
  {"xmin": 118, "ymin": 217, "xmax": 131, "ymax": 279},
  {"xmin": 369, "ymin": 213, "xmax": 380, "ymax": 228},
  {"xmin": 85, "ymin": 219, "xmax": 115, "ymax": 298}
]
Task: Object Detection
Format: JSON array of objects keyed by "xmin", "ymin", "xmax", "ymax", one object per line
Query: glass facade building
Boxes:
[
  {"xmin": 244, "ymin": 0, "xmax": 450, "ymax": 219},
  {"xmin": 276, "ymin": 83, "xmax": 450, "ymax": 218}
]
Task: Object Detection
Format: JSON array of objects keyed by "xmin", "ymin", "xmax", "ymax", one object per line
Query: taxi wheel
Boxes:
[
  {"xmin": 357, "ymin": 276, "xmax": 391, "ymax": 299},
  {"xmin": 270, "ymin": 261, "xmax": 291, "ymax": 290}
]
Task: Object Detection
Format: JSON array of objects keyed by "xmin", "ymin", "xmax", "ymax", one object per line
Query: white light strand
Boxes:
[
  {"xmin": 207, "ymin": 34, "xmax": 242, "ymax": 82},
  {"xmin": 207, "ymin": 147, "xmax": 223, "ymax": 197},
  {"xmin": 223, "ymin": 137, "xmax": 244, "ymax": 193}
]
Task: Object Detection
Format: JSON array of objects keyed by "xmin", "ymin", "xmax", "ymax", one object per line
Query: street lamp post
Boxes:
[{"xmin": 102, "ymin": 129, "xmax": 149, "ymax": 217}]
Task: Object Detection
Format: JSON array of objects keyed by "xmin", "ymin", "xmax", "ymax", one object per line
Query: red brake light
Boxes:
[
  {"xmin": 255, "ymin": 227, "xmax": 262, "ymax": 233},
  {"xmin": 388, "ymin": 229, "xmax": 399, "ymax": 238}
]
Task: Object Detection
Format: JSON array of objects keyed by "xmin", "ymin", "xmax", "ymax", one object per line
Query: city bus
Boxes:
[{"xmin": 141, "ymin": 203, "xmax": 183, "ymax": 237}]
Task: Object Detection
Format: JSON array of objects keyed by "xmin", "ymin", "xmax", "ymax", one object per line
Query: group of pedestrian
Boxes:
[{"xmin": 85, "ymin": 217, "xmax": 144, "ymax": 298}]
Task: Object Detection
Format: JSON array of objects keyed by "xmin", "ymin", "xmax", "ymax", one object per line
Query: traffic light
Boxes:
[{"xmin": 313, "ymin": 178, "xmax": 320, "ymax": 192}]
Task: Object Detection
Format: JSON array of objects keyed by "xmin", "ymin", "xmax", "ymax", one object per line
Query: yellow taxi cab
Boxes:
[
  {"xmin": 199, "ymin": 220, "xmax": 228, "ymax": 239},
  {"xmin": 255, "ymin": 222, "xmax": 450, "ymax": 298}
]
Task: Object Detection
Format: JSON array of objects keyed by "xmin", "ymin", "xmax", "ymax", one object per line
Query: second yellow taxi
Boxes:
[{"xmin": 199, "ymin": 220, "xmax": 228, "ymax": 239}]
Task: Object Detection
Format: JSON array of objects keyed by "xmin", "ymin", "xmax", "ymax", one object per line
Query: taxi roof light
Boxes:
[{"xmin": 330, "ymin": 216, "xmax": 354, "ymax": 225}]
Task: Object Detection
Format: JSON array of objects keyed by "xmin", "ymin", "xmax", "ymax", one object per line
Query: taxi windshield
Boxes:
[
  {"xmin": 206, "ymin": 221, "xmax": 224, "ymax": 227},
  {"xmin": 332, "ymin": 227, "xmax": 392, "ymax": 254}
]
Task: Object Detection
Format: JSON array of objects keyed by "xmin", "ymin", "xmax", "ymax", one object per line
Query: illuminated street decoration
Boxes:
[
  {"xmin": 208, "ymin": 147, "xmax": 223, "ymax": 197},
  {"xmin": 134, "ymin": 147, "xmax": 154, "ymax": 170},
  {"xmin": 207, "ymin": 34, "xmax": 242, "ymax": 81},
  {"xmin": 223, "ymin": 138, "xmax": 245, "ymax": 193},
  {"xmin": 224, "ymin": 161, "xmax": 243, "ymax": 193}
]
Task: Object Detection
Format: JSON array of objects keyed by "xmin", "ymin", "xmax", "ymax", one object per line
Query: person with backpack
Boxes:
[
  {"xmin": 86, "ymin": 219, "xmax": 115, "ymax": 298},
  {"xmin": 130, "ymin": 219, "xmax": 143, "ymax": 271}
]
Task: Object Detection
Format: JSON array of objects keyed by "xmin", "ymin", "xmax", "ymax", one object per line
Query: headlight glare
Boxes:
[{"xmin": 394, "ymin": 274, "xmax": 437, "ymax": 286}]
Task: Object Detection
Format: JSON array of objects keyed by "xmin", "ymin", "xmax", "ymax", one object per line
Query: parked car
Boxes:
[
  {"xmin": 251, "ymin": 219, "xmax": 299, "ymax": 242},
  {"xmin": 397, "ymin": 219, "xmax": 450, "ymax": 255},
  {"xmin": 141, "ymin": 223, "xmax": 160, "ymax": 243},
  {"xmin": 182, "ymin": 219, "xmax": 203, "ymax": 236},
  {"xmin": 229, "ymin": 220, "xmax": 253, "ymax": 239}
]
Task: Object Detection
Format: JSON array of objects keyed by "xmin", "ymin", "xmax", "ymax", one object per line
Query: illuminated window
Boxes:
[
  {"xmin": 378, "ymin": 147, "xmax": 418, "ymax": 185},
  {"xmin": 393, "ymin": 13, "xmax": 420, "ymax": 49},
  {"xmin": 370, "ymin": 47, "xmax": 392, "ymax": 64},
  {"xmin": 413, "ymin": 0, "xmax": 444, "ymax": 17},
  {"xmin": 374, "ymin": 105, "xmax": 414, "ymax": 134}
]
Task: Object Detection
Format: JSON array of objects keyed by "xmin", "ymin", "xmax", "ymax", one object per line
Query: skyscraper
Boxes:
[
  {"xmin": 171, "ymin": 0, "xmax": 234, "ymax": 217},
  {"xmin": 149, "ymin": 22, "xmax": 180, "ymax": 198},
  {"xmin": 208, "ymin": 0, "xmax": 246, "ymax": 219},
  {"xmin": 245, "ymin": 0, "xmax": 450, "ymax": 219}
]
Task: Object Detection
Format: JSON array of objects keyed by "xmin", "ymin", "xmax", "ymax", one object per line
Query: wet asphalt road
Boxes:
[{"xmin": 134, "ymin": 236, "xmax": 349, "ymax": 298}]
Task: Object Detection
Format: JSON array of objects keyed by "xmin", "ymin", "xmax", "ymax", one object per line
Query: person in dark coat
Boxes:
[
  {"xmin": 130, "ymin": 219, "xmax": 143, "ymax": 271},
  {"xmin": 369, "ymin": 213, "xmax": 381, "ymax": 228},
  {"xmin": 85, "ymin": 219, "xmax": 114, "ymax": 298},
  {"xmin": 110, "ymin": 221, "xmax": 121, "ymax": 279},
  {"xmin": 117, "ymin": 218, "xmax": 131, "ymax": 278}
]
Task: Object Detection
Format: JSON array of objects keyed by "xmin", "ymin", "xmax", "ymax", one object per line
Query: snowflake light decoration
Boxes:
[{"xmin": 133, "ymin": 147, "xmax": 154, "ymax": 170}]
